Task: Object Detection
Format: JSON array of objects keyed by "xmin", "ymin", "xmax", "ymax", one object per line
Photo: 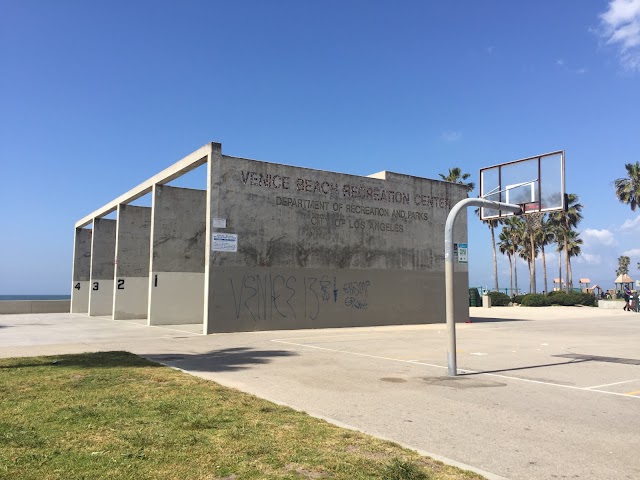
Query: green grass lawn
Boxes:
[{"xmin": 0, "ymin": 352, "xmax": 484, "ymax": 480}]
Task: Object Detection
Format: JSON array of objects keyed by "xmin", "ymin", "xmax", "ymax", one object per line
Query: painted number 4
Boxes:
[{"xmin": 74, "ymin": 283, "xmax": 80, "ymax": 290}]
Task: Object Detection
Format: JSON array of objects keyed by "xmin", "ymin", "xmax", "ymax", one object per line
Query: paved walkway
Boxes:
[{"xmin": 1, "ymin": 306, "xmax": 639, "ymax": 479}]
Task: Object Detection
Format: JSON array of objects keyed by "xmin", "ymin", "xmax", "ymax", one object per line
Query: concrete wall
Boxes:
[
  {"xmin": 148, "ymin": 185, "xmax": 206, "ymax": 325},
  {"xmin": 113, "ymin": 204, "xmax": 151, "ymax": 319},
  {"xmin": 206, "ymin": 147, "xmax": 469, "ymax": 333},
  {"xmin": 74, "ymin": 142, "xmax": 470, "ymax": 334},
  {"xmin": 598, "ymin": 300, "xmax": 627, "ymax": 310},
  {"xmin": 70, "ymin": 228, "xmax": 92, "ymax": 313},
  {"xmin": 0, "ymin": 300, "xmax": 71, "ymax": 315},
  {"xmin": 209, "ymin": 267, "xmax": 468, "ymax": 332},
  {"xmin": 88, "ymin": 218, "xmax": 116, "ymax": 316}
]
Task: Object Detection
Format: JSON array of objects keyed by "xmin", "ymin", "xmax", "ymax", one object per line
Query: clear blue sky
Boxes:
[{"xmin": 1, "ymin": 0, "xmax": 639, "ymax": 294}]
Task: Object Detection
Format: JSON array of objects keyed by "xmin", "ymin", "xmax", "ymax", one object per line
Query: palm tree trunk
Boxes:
[
  {"xmin": 564, "ymin": 236, "xmax": 570, "ymax": 293},
  {"xmin": 491, "ymin": 224, "xmax": 498, "ymax": 291},
  {"xmin": 542, "ymin": 245, "xmax": 548, "ymax": 294},
  {"xmin": 569, "ymin": 258, "xmax": 573, "ymax": 290},
  {"xmin": 508, "ymin": 254, "xmax": 513, "ymax": 296},
  {"xmin": 528, "ymin": 260, "xmax": 533, "ymax": 293},
  {"xmin": 557, "ymin": 245, "xmax": 562, "ymax": 291},
  {"xmin": 568, "ymin": 256, "xmax": 574, "ymax": 291},
  {"xmin": 513, "ymin": 252, "xmax": 520, "ymax": 295},
  {"xmin": 530, "ymin": 236, "xmax": 536, "ymax": 294}
]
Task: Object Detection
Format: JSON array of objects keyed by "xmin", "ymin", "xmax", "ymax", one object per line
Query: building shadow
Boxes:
[
  {"xmin": 468, "ymin": 317, "xmax": 530, "ymax": 323},
  {"xmin": 0, "ymin": 351, "xmax": 160, "ymax": 369},
  {"xmin": 144, "ymin": 347, "xmax": 297, "ymax": 372},
  {"xmin": 0, "ymin": 348, "xmax": 297, "ymax": 373}
]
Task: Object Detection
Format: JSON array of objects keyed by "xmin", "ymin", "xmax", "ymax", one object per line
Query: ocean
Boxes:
[{"xmin": 0, "ymin": 295, "xmax": 71, "ymax": 301}]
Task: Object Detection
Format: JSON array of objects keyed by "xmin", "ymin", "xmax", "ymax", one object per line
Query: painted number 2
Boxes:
[{"xmin": 117, "ymin": 279, "xmax": 125, "ymax": 290}]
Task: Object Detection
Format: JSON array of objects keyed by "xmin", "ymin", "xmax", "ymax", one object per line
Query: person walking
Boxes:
[{"xmin": 623, "ymin": 285, "xmax": 632, "ymax": 311}]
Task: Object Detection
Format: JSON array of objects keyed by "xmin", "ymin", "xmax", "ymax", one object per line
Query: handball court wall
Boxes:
[{"xmin": 72, "ymin": 142, "xmax": 469, "ymax": 334}]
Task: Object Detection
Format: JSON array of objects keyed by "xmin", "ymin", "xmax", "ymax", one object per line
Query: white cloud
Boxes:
[
  {"xmin": 575, "ymin": 253, "xmax": 603, "ymax": 265},
  {"xmin": 441, "ymin": 131, "xmax": 462, "ymax": 142},
  {"xmin": 556, "ymin": 58, "xmax": 588, "ymax": 75},
  {"xmin": 599, "ymin": 0, "xmax": 640, "ymax": 71},
  {"xmin": 620, "ymin": 216, "xmax": 640, "ymax": 231},
  {"xmin": 582, "ymin": 228, "xmax": 617, "ymax": 246},
  {"xmin": 623, "ymin": 248, "xmax": 640, "ymax": 256}
]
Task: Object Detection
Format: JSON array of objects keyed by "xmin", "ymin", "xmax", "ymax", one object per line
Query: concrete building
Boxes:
[{"xmin": 72, "ymin": 142, "xmax": 469, "ymax": 333}]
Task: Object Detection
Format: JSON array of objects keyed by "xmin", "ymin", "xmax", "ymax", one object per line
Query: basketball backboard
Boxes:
[{"xmin": 479, "ymin": 151, "xmax": 565, "ymax": 220}]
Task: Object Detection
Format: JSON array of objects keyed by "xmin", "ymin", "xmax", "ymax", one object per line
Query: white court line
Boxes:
[
  {"xmin": 271, "ymin": 339, "xmax": 640, "ymax": 400},
  {"xmin": 272, "ymin": 332, "xmax": 394, "ymax": 342},
  {"xmin": 272, "ymin": 339, "xmax": 445, "ymax": 369},
  {"xmin": 147, "ymin": 325, "xmax": 203, "ymax": 336},
  {"xmin": 87, "ymin": 316, "xmax": 203, "ymax": 336},
  {"xmin": 586, "ymin": 379, "xmax": 638, "ymax": 390}
]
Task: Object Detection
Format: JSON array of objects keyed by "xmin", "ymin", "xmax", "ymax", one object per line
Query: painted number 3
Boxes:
[{"xmin": 79, "ymin": 281, "xmax": 125, "ymax": 291}]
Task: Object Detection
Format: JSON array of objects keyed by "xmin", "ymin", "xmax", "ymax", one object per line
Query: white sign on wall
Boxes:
[
  {"xmin": 212, "ymin": 233, "xmax": 237, "ymax": 252},
  {"xmin": 212, "ymin": 218, "xmax": 227, "ymax": 228}
]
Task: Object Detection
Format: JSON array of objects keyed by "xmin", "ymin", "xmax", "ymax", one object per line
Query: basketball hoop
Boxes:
[{"xmin": 479, "ymin": 150, "xmax": 565, "ymax": 221}]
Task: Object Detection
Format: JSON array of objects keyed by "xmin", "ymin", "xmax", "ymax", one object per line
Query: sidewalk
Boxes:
[{"xmin": 1, "ymin": 308, "xmax": 639, "ymax": 479}]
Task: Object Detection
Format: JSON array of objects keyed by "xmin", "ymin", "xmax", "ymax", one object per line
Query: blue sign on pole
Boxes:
[{"xmin": 457, "ymin": 243, "xmax": 468, "ymax": 263}]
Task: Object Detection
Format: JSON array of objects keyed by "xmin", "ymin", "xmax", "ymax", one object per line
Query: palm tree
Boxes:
[
  {"xmin": 550, "ymin": 194, "xmax": 583, "ymax": 292},
  {"xmin": 520, "ymin": 222, "xmax": 540, "ymax": 293},
  {"xmin": 503, "ymin": 216, "xmax": 525, "ymax": 295},
  {"xmin": 472, "ymin": 208, "xmax": 501, "ymax": 291},
  {"xmin": 518, "ymin": 228, "xmax": 539, "ymax": 294},
  {"xmin": 537, "ymin": 217, "xmax": 555, "ymax": 294},
  {"xmin": 565, "ymin": 230, "xmax": 583, "ymax": 285},
  {"xmin": 549, "ymin": 220, "xmax": 565, "ymax": 291},
  {"xmin": 614, "ymin": 162, "xmax": 640, "ymax": 211},
  {"xmin": 519, "ymin": 212, "xmax": 545, "ymax": 294},
  {"xmin": 498, "ymin": 227, "xmax": 516, "ymax": 296},
  {"xmin": 439, "ymin": 167, "xmax": 475, "ymax": 192},
  {"xmin": 486, "ymin": 217, "xmax": 501, "ymax": 291},
  {"xmin": 617, "ymin": 256, "xmax": 631, "ymax": 276}
]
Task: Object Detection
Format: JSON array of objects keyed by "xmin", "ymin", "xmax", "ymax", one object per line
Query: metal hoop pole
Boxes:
[{"xmin": 445, "ymin": 198, "xmax": 521, "ymax": 376}]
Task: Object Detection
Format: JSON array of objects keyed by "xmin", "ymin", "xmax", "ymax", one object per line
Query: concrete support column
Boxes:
[
  {"xmin": 204, "ymin": 143, "xmax": 221, "ymax": 334},
  {"xmin": 88, "ymin": 218, "xmax": 117, "ymax": 316},
  {"xmin": 71, "ymin": 227, "xmax": 92, "ymax": 313},
  {"xmin": 113, "ymin": 204, "xmax": 151, "ymax": 319},
  {"xmin": 148, "ymin": 184, "xmax": 206, "ymax": 325}
]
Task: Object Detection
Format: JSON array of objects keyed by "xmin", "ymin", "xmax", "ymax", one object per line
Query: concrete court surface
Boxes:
[{"xmin": 1, "ymin": 307, "xmax": 639, "ymax": 480}]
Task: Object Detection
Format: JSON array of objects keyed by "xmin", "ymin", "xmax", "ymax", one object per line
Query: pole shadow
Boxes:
[{"xmin": 459, "ymin": 358, "xmax": 591, "ymax": 376}]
